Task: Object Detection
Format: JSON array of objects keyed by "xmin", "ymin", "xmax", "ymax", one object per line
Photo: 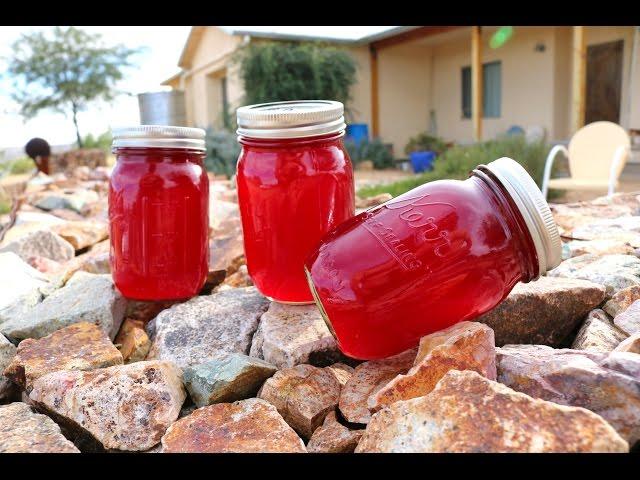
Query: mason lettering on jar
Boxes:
[{"xmin": 305, "ymin": 157, "xmax": 562, "ymax": 360}]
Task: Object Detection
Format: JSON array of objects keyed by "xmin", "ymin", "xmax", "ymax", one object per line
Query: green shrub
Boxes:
[
  {"xmin": 405, "ymin": 133, "xmax": 448, "ymax": 156},
  {"xmin": 1, "ymin": 157, "xmax": 36, "ymax": 175},
  {"xmin": 359, "ymin": 136, "xmax": 553, "ymax": 198},
  {"xmin": 0, "ymin": 198, "xmax": 10, "ymax": 215},
  {"xmin": 345, "ymin": 138, "xmax": 394, "ymax": 170},
  {"xmin": 204, "ymin": 128, "xmax": 240, "ymax": 178},
  {"xmin": 82, "ymin": 131, "xmax": 112, "ymax": 152}
]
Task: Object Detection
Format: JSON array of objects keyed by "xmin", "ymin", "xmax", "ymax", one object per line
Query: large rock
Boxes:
[
  {"xmin": 258, "ymin": 364, "xmax": 341, "ymax": 440},
  {"xmin": 476, "ymin": 276, "xmax": 605, "ymax": 346},
  {"xmin": 0, "ymin": 229, "xmax": 75, "ymax": 263},
  {"xmin": 250, "ymin": 302, "xmax": 345, "ymax": 369},
  {"xmin": 550, "ymin": 199, "xmax": 636, "ymax": 234},
  {"xmin": 571, "ymin": 309, "xmax": 628, "ymax": 352},
  {"xmin": 307, "ymin": 411, "xmax": 363, "ymax": 453},
  {"xmin": 146, "ymin": 287, "xmax": 269, "ymax": 369},
  {"xmin": 562, "ymin": 239, "xmax": 636, "ymax": 259},
  {"xmin": 615, "ymin": 332, "xmax": 640, "ymax": 354},
  {"xmin": 183, "ymin": 353, "xmax": 276, "ymax": 407},
  {"xmin": 0, "ymin": 334, "xmax": 17, "ymax": 402},
  {"xmin": 29, "ymin": 360, "xmax": 186, "ymax": 451},
  {"xmin": 35, "ymin": 188, "xmax": 99, "ymax": 214},
  {"xmin": 0, "ymin": 402, "xmax": 79, "ymax": 453},
  {"xmin": 161, "ymin": 399, "xmax": 306, "ymax": 453},
  {"xmin": 355, "ymin": 370, "xmax": 628, "ymax": 453},
  {"xmin": 612, "ymin": 300, "xmax": 640, "ymax": 335},
  {"xmin": 0, "ymin": 271, "xmax": 126, "ymax": 342},
  {"xmin": 51, "ymin": 220, "xmax": 108, "ymax": 250},
  {"xmin": 369, "ymin": 322, "xmax": 496, "ymax": 413},
  {"xmin": 548, "ymin": 254, "xmax": 640, "ymax": 297},
  {"xmin": 569, "ymin": 217, "xmax": 640, "ymax": 248},
  {"xmin": 0, "ymin": 252, "xmax": 49, "ymax": 312},
  {"xmin": 496, "ymin": 344, "xmax": 640, "ymax": 444},
  {"xmin": 339, "ymin": 348, "xmax": 416, "ymax": 424},
  {"xmin": 3, "ymin": 322, "xmax": 123, "ymax": 392},
  {"xmin": 604, "ymin": 285, "xmax": 640, "ymax": 318},
  {"xmin": 114, "ymin": 318, "xmax": 150, "ymax": 363}
]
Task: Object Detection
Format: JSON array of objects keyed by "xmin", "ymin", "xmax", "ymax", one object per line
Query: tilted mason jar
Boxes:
[
  {"xmin": 305, "ymin": 157, "xmax": 562, "ymax": 360},
  {"xmin": 236, "ymin": 100, "xmax": 355, "ymax": 304},
  {"xmin": 109, "ymin": 126, "xmax": 209, "ymax": 301}
]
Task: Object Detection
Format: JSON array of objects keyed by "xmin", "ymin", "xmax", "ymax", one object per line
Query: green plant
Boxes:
[
  {"xmin": 359, "ymin": 136, "xmax": 553, "ymax": 198},
  {"xmin": 345, "ymin": 138, "xmax": 394, "ymax": 170},
  {"xmin": 6, "ymin": 157, "xmax": 36, "ymax": 175},
  {"xmin": 203, "ymin": 128, "xmax": 240, "ymax": 178},
  {"xmin": 236, "ymin": 41, "xmax": 357, "ymax": 111},
  {"xmin": 82, "ymin": 131, "xmax": 112, "ymax": 152},
  {"xmin": 404, "ymin": 133, "xmax": 448, "ymax": 156},
  {"xmin": 7, "ymin": 26, "xmax": 141, "ymax": 147}
]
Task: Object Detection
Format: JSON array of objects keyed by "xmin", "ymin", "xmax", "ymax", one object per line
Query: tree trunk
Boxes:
[{"xmin": 71, "ymin": 102, "xmax": 82, "ymax": 148}]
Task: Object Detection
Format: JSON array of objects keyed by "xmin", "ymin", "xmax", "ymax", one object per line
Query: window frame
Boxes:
[{"xmin": 461, "ymin": 60, "xmax": 502, "ymax": 119}]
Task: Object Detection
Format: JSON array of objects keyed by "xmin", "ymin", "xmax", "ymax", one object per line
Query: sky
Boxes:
[{"xmin": 0, "ymin": 26, "xmax": 396, "ymax": 151}]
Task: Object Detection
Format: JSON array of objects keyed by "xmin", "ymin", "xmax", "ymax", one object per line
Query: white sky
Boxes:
[{"xmin": 0, "ymin": 26, "xmax": 396, "ymax": 150}]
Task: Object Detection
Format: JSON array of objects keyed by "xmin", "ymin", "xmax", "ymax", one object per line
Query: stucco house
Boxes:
[{"xmin": 163, "ymin": 26, "xmax": 640, "ymax": 157}]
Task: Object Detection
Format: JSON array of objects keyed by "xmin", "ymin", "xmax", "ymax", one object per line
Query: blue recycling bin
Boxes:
[
  {"xmin": 345, "ymin": 124, "xmax": 369, "ymax": 145},
  {"xmin": 409, "ymin": 151, "xmax": 436, "ymax": 173}
]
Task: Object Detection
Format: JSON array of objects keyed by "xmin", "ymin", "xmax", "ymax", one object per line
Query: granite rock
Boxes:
[
  {"xmin": 613, "ymin": 300, "xmax": 640, "ymax": 335},
  {"xmin": 604, "ymin": 285, "xmax": 640, "ymax": 318},
  {"xmin": 29, "ymin": 360, "xmax": 186, "ymax": 451},
  {"xmin": 0, "ymin": 229, "xmax": 74, "ymax": 264},
  {"xmin": 35, "ymin": 189, "xmax": 99, "ymax": 214},
  {"xmin": 161, "ymin": 399, "xmax": 306, "ymax": 453},
  {"xmin": 146, "ymin": 287, "xmax": 269, "ymax": 369},
  {"xmin": 307, "ymin": 411, "xmax": 363, "ymax": 453},
  {"xmin": 476, "ymin": 276, "xmax": 605, "ymax": 346},
  {"xmin": 183, "ymin": 353, "xmax": 276, "ymax": 407},
  {"xmin": 615, "ymin": 332, "xmax": 640, "ymax": 354},
  {"xmin": 562, "ymin": 239, "xmax": 636, "ymax": 258},
  {"xmin": 326, "ymin": 363, "xmax": 355, "ymax": 387},
  {"xmin": 114, "ymin": 318, "xmax": 150, "ymax": 363},
  {"xmin": 51, "ymin": 220, "xmax": 108, "ymax": 250},
  {"xmin": 0, "ymin": 252, "xmax": 49, "ymax": 312},
  {"xmin": 569, "ymin": 217, "xmax": 640, "ymax": 248},
  {"xmin": 0, "ymin": 334, "xmax": 17, "ymax": 403},
  {"xmin": 571, "ymin": 309, "xmax": 628, "ymax": 352},
  {"xmin": 355, "ymin": 370, "xmax": 628, "ymax": 453}
]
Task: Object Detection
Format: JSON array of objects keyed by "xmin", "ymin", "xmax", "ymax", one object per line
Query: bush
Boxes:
[
  {"xmin": 359, "ymin": 136, "xmax": 552, "ymax": 198},
  {"xmin": 0, "ymin": 157, "xmax": 36, "ymax": 176},
  {"xmin": 236, "ymin": 42, "xmax": 357, "ymax": 112},
  {"xmin": 405, "ymin": 133, "xmax": 448, "ymax": 156},
  {"xmin": 82, "ymin": 131, "xmax": 112, "ymax": 152},
  {"xmin": 345, "ymin": 138, "xmax": 394, "ymax": 170},
  {"xmin": 204, "ymin": 128, "xmax": 240, "ymax": 178}
]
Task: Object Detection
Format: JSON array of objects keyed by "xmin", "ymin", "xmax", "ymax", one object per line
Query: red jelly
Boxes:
[
  {"xmin": 236, "ymin": 101, "xmax": 355, "ymax": 304},
  {"xmin": 305, "ymin": 157, "xmax": 562, "ymax": 360},
  {"xmin": 109, "ymin": 126, "xmax": 209, "ymax": 301}
]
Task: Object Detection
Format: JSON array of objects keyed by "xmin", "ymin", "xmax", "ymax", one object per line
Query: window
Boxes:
[{"xmin": 461, "ymin": 61, "xmax": 502, "ymax": 118}]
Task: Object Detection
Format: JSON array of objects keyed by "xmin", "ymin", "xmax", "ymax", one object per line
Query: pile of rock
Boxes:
[{"xmin": 0, "ymin": 179, "xmax": 639, "ymax": 453}]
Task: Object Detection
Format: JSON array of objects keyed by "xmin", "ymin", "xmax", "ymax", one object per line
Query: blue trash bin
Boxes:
[
  {"xmin": 346, "ymin": 124, "xmax": 369, "ymax": 145},
  {"xmin": 409, "ymin": 151, "xmax": 436, "ymax": 173}
]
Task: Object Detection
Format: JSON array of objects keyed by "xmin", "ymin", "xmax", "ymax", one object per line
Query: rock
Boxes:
[
  {"xmin": 571, "ymin": 309, "xmax": 628, "ymax": 352},
  {"xmin": 49, "ymin": 208, "xmax": 86, "ymax": 222},
  {"xmin": 250, "ymin": 302, "xmax": 345, "ymax": 369},
  {"xmin": 563, "ymin": 239, "xmax": 636, "ymax": 258},
  {"xmin": 0, "ymin": 402, "xmax": 79, "ymax": 453},
  {"xmin": 0, "ymin": 252, "xmax": 49, "ymax": 312},
  {"xmin": 355, "ymin": 193, "xmax": 392, "ymax": 209},
  {"xmin": 339, "ymin": 348, "xmax": 416, "ymax": 424},
  {"xmin": 209, "ymin": 231, "xmax": 244, "ymax": 274},
  {"xmin": 217, "ymin": 265, "xmax": 253, "ymax": 290},
  {"xmin": 51, "ymin": 220, "xmax": 108, "ymax": 250},
  {"xmin": 161, "ymin": 399, "xmax": 306, "ymax": 453},
  {"xmin": 548, "ymin": 254, "xmax": 640, "ymax": 297},
  {"xmin": 613, "ymin": 300, "xmax": 640, "ymax": 335},
  {"xmin": 356, "ymin": 370, "xmax": 628, "ymax": 453},
  {"xmin": 29, "ymin": 360, "xmax": 185, "ymax": 451},
  {"xmin": 35, "ymin": 188, "xmax": 99, "ymax": 214},
  {"xmin": 326, "ymin": 363, "xmax": 355, "ymax": 387},
  {"xmin": 0, "ymin": 334, "xmax": 17, "ymax": 403},
  {"xmin": 0, "ymin": 271, "xmax": 126, "ymax": 342},
  {"xmin": 210, "ymin": 199, "xmax": 240, "ymax": 235},
  {"xmin": 183, "ymin": 353, "xmax": 276, "ymax": 407},
  {"xmin": 369, "ymin": 321, "xmax": 496, "ymax": 413},
  {"xmin": 125, "ymin": 299, "xmax": 180, "ymax": 324},
  {"xmin": 476, "ymin": 276, "xmax": 605, "ymax": 346},
  {"xmin": 26, "ymin": 255, "xmax": 64, "ymax": 276},
  {"xmin": 307, "ymin": 411, "xmax": 363, "ymax": 453},
  {"xmin": 604, "ymin": 285, "xmax": 640, "ymax": 318},
  {"xmin": 258, "ymin": 364, "xmax": 341, "ymax": 440},
  {"xmin": 146, "ymin": 287, "xmax": 269, "ymax": 369},
  {"xmin": 0, "ymin": 229, "xmax": 75, "ymax": 263},
  {"xmin": 114, "ymin": 319, "xmax": 150, "ymax": 363},
  {"xmin": 4, "ymin": 322, "xmax": 123, "ymax": 393},
  {"xmin": 496, "ymin": 344, "xmax": 640, "ymax": 444},
  {"xmin": 569, "ymin": 217, "xmax": 640, "ymax": 248},
  {"xmin": 615, "ymin": 332, "xmax": 640, "ymax": 354},
  {"xmin": 550, "ymin": 200, "xmax": 636, "ymax": 234}
]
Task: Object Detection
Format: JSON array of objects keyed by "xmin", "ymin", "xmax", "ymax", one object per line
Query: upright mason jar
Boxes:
[
  {"xmin": 305, "ymin": 157, "xmax": 562, "ymax": 360},
  {"xmin": 236, "ymin": 100, "xmax": 355, "ymax": 304},
  {"xmin": 109, "ymin": 126, "xmax": 209, "ymax": 301}
]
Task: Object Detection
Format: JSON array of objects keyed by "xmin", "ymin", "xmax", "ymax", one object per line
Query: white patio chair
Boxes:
[{"xmin": 541, "ymin": 121, "xmax": 631, "ymax": 199}]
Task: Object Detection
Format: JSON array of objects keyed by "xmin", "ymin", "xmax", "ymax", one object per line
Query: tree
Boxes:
[
  {"xmin": 236, "ymin": 42, "xmax": 357, "ymax": 115},
  {"xmin": 7, "ymin": 26, "xmax": 140, "ymax": 148}
]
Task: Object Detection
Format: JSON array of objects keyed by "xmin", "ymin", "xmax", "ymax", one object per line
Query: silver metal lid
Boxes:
[
  {"xmin": 236, "ymin": 100, "xmax": 346, "ymax": 139},
  {"xmin": 476, "ymin": 157, "xmax": 562, "ymax": 277},
  {"xmin": 111, "ymin": 125, "xmax": 206, "ymax": 151}
]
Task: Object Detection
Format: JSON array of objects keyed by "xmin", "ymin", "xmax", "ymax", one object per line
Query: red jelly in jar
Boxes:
[
  {"xmin": 305, "ymin": 157, "xmax": 562, "ymax": 360},
  {"xmin": 236, "ymin": 101, "xmax": 355, "ymax": 304},
  {"xmin": 109, "ymin": 126, "xmax": 209, "ymax": 301}
]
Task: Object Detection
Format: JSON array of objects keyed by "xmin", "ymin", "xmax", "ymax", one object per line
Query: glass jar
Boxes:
[
  {"xmin": 109, "ymin": 126, "xmax": 209, "ymax": 301},
  {"xmin": 305, "ymin": 157, "xmax": 562, "ymax": 360},
  {"xmin": 236, "ymin": 100, "xmax": 355, "ymax": 304}
]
